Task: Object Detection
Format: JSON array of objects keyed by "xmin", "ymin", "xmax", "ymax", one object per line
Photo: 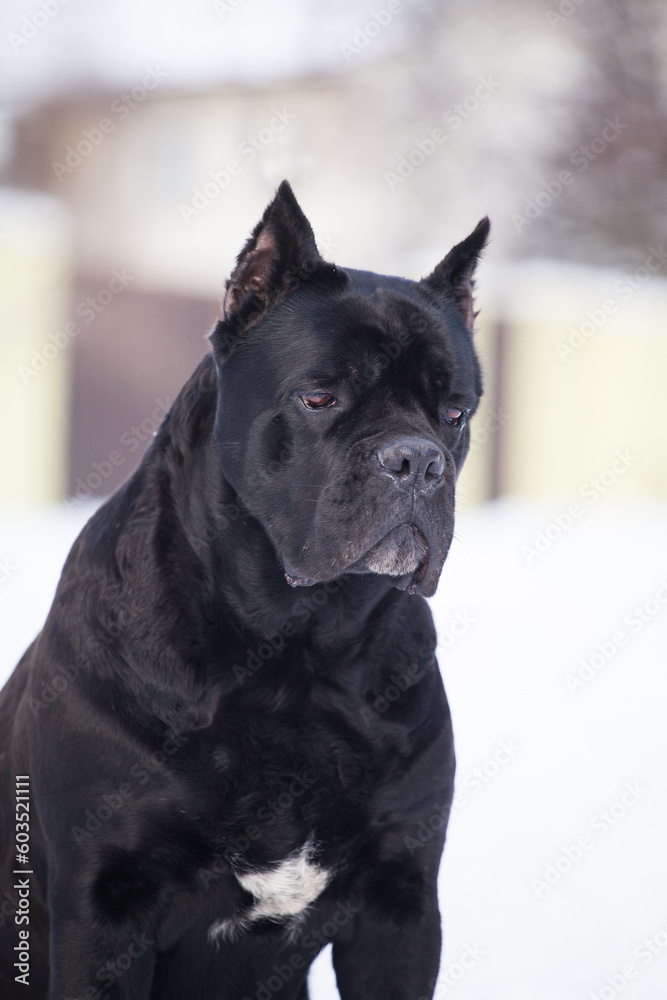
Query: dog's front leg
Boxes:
[
  {"xmin": 331, "ymin": 876, "xmax": 442, "ymax": 1000},
  {"xmin": 48, "ymin": 877, "xmax": 157, "ymax": 1000},
  {"xmin": 332, "ymin": 902, "xmax": 441, "ymax": 1000}
]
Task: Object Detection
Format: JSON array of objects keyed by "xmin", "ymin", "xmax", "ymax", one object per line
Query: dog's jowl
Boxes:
[{"xmin": 0, "ymin": 182, "xmax": 489, "ymax": 999}]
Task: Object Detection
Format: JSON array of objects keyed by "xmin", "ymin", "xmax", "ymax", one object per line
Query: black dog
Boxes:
[{"xmin": 0, "ymin": 182, "xmax": 488, "ymax": 999}]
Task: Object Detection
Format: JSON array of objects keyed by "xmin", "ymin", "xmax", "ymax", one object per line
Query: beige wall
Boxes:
[
  {"xmin": 0, "ymin": 190, "xmax": 72, "ymax": 504},
  {"xmin": 458, "ymin": 259, "xmax": 667, "ymax": 503},
  {"xmin": 7, "ymin": 88, "xmax": 667, "ymax": 505},
  {"xmin": 2, "ymin": 198, "xmax": 665, "ymax": 506},
  {"xmin": 20, "ymin": 79, "xmax": 505, "ymax": 299}
]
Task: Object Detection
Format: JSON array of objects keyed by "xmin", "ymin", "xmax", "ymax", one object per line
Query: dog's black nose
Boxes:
[{"xmin": 376, "ymin": 437, "xmax": 445, "ymax": 486}]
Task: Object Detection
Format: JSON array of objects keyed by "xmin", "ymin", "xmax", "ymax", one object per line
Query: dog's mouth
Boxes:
[
  {"xmin": 355, "ymin": 523, "xmax": 429, "ymax": 586},
  {"xmin": 284, "ymin": 524, "xmax": 430, "ymax": 596}
]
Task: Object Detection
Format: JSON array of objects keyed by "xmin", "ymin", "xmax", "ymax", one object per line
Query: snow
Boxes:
[{"xmin": 1, "ymin": 498, "xmax": 666, "ymax": 997}]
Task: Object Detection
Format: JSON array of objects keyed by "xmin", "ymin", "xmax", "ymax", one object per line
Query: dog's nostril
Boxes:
[
  {"xmin": 377, "ymin": 437, "xmax": 445, "ymax": 485},
  {"xmin": 425, "ymin": 458, "xmax": 443, "ymax": 480}
]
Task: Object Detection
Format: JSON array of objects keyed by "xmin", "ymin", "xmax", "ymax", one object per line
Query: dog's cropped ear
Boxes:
[
  {"xmin": 212, "ymin": 181, "xmax": 333, "ymax": 355},
  {"xmin": 421, "ymin": 217, "xmax": 490, "ymax": 331}
]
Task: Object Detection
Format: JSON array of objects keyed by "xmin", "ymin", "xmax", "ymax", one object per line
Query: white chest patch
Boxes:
[{"xmin": 208, "ymin": 842, "xmax": 332, "ymax": 942}]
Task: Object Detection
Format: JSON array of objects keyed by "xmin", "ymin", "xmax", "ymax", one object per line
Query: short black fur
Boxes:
[{"xmin": 0, "ymin": 182, "xmax": 488, "ymax": 999}]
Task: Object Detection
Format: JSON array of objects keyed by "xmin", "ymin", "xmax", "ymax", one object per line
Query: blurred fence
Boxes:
[
  {"xmin": 459, "ymin": 258, "xmax": 667, "ymax": 504},
  {"xmin": 2, "ymin": 187, "xmax": 666, "ymax": 507},
  {"xmin": 0, "ymin": 189, "xmax": 72, "ymax": 503}
]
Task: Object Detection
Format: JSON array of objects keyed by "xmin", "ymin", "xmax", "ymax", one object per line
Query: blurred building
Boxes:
[{"xmin": 1, "ymin": 0, "xmax": 666, "ymax": 506}]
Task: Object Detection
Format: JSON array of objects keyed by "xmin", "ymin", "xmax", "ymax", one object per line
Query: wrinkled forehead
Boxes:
[{"xmin": 242, "ymin": 273, "xmax": 480, "ymax": 401}]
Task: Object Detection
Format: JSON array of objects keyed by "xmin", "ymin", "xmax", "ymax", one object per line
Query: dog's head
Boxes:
[{"xmin": 210, "ymin": 182, "xmax": 489, "ymax": 598}]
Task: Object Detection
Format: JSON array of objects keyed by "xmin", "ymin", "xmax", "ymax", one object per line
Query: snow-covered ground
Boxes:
[{"xmin": 1, "ymin": 499, "xmax": 666, "ymax": 999}]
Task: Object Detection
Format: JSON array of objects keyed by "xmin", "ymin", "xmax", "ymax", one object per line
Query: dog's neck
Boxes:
[{"xmin": 68, "ymin": 357, "xmax": 415, "ymax": 731}]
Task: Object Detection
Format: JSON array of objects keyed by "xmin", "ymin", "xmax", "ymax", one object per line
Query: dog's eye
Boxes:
[
  {"xmin": 443, "ymin": 407, "xmax": 465, "ymax": 427},
  {"xmin": 301, "ymin": 392, "xmax": 337, "ymax": 410}
]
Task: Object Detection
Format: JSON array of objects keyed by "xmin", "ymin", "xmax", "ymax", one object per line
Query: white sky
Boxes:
[{"xmin": 0, "ymin": 0, "xmax": 426, "ymax": 107}]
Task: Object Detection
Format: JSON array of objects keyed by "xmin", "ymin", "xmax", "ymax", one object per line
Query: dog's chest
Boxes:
[
  {"xmin": 208, "ymin": 841, "xmax": 332, "ymax": 940},
  {"xmin": 205, "ymin": 690, "xmax": 375, "ymax": 939}
]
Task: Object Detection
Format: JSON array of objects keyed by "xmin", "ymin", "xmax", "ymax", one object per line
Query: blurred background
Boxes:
[{"xmin": 1, "ymin": 0, "xmax": 666, "ymax": 997}]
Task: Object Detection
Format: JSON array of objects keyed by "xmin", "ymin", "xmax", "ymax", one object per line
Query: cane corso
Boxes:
[{"xmin": 0, "ymin": 182, "xmax": 489, "ymax": 999}]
